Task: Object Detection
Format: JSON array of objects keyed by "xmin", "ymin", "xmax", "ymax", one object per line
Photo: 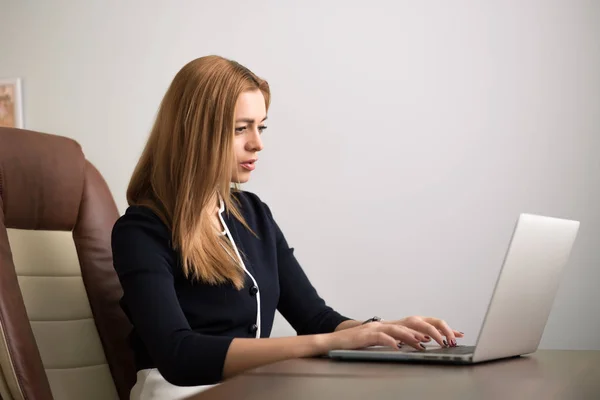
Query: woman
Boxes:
[{"xmin": 112, "ymin": 55, "xmax": 463, "ymax": 399}]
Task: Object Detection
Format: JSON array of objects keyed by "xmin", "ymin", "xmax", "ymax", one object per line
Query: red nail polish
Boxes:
[
  {"xmin": 443, "ymin": 340, "xmax": 448, "ymax": 347},
  {"xmin": 419, "ymin": 344, "xmax": 426, "ymax": 350}
]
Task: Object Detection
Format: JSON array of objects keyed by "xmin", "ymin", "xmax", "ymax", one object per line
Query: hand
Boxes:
[
  {"xmin": 324, "ymin": 320, "xmax": 433, "ymax": 352},
  {"xmin": 383, "ymin": 316, "xmax": 464, "ymax": 348},
  {"xmin": 324, "ymin": 316, "xmax": 464, "ymax": 352}
]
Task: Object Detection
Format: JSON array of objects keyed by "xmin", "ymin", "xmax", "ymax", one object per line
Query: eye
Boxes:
[
  {"xmin": 258, "ymin": 125, "xmax": 268, "ymax": 133},
  {"xmin": 235, "ymin": 126, "xmax": 247, "ymax": 134}
]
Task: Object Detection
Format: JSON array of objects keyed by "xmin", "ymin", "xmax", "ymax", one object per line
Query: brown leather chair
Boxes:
[{"xmin": 0, "ymin": 127, "xmax": 136, "ymax": 399}]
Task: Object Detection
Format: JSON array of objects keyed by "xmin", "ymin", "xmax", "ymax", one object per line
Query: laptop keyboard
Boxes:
[{"xmin": 425, "ymin": 345, "xmax": 475, "ymax": 355}]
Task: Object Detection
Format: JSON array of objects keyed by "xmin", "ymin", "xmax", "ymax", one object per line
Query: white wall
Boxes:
[{"xmin": 1, "ymin": 0, "xmax": 598, "ymax": 350}]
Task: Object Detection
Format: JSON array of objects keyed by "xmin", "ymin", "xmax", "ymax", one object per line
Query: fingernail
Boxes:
[
  {"xmin": 443, "ymin": 340, "xmax": 448, "ymax": 347},
  {"xmin": 397, "ymin": 343, "xmax": 403, "ymax": 349},
  {"xmin": 419, "ymin": 344, "xmax": 426, "ymax": 350},
  {"xmin": 424, "ymin": 336, "xmax": 431, "ymax": 340},
  {"xmin": 451, "ymin": 340, "xmax": 457, "ymax": 347},
  {"xmin": 459, "ymin": 331, "xmax": 464, "ymax": 334}
]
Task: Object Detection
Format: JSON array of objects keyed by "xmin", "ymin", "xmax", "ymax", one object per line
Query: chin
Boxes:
[
  {"xmin": 231, "ymin": 175, "xmax": 250, "ymax": 184},
  {"xmin": 231, "ymin": 167, "xmax": 253, "ymax": 184}
]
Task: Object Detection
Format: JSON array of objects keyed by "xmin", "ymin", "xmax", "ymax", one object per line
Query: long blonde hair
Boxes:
[{"xmin": 127, "ymin": 55, "xmax": 270, "ymax": 289}]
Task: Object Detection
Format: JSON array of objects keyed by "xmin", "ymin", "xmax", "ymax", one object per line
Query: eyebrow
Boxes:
[{"xmin": 235, "ymin": 116, "xmax": 268, "ymax": 123}]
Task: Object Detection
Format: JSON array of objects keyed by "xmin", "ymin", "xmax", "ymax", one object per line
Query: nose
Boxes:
[{"xmin": 246, "ymin": 128, "xmax": 263, "ymax": 152}]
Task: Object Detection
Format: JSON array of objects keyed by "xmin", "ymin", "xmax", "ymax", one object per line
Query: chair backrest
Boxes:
[{"xmin": 0, "ymin": 127, "xmax": 136, "ymax": 400}]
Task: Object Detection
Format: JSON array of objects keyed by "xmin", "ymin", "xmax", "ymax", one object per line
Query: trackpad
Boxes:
[
  {"xmin": 400, "ymin": 344, "xmax": 445, "ymax": 353},
  {"xmin": 359, "ymin": 345, "xmax": 444, "ymax": 353}
]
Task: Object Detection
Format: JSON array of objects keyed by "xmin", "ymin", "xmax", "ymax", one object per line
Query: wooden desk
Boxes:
[{"xmin": 189, "ymin": 350, "xmax": 600, "ymax": 399}]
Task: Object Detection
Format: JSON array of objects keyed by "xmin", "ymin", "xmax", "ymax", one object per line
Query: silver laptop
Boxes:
[{"xmin": 328, "ymin": 213, "xmax": 580, "ymax": 364}]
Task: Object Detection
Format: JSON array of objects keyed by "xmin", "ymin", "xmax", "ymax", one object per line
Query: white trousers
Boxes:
[{"xmin": 129, "ymin": 369, "xmax": 217, "ymax": 400}]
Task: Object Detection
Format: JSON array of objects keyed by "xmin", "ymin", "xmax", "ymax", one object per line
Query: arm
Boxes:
[
  {"xmin": 112, "ymin": 212, "xmax": 234, "ymax": 386},
  {"xmin": 334, "ymin": 320, "xmax": 363, "ymax": 331},
  {"xmin": 223, "ymin": 335, "xmax": 327, "ymax": 378},
  {"xmin": 222, "ymin": 200, "xmax": 466, "ymax": 377},
  {"xmin": 264, "ymin": 205, "xmax": 353, "ymax": 335},
  {"xmin": 223, "ymin": 321, "xmax": 432, "ymax": 378},
  {"xmin": 114, "ymin": 208, "xmax": 439, "ymax": 384},
  {"xmin": 223, "ymin": 202, "xmax": 356, "ymax": 377},
  {"xmin": 113, "ymin": 209, "xmax": 361, "ymax": 385},
  {"xmin": 223, "ymin": 320, "xmax": 361, "ymax": 377}
]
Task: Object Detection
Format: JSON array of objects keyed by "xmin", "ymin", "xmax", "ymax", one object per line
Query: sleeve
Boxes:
[
  {"xmin": 111, "ymin": 212, "xmax": 233, "ymax": 386},
  {"xmin": 264, "ymin": 205, "xmax": 352, "ymax": 335}
]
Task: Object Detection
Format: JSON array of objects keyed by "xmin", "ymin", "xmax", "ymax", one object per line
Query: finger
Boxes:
[
  {"xmin": 367, "ymin": 322, "xmax": 426, "ymax": 350},
  {"xmin": 401, "ymin": 317, "xmax": 447, "ymax": 347},
  {"xmin": 437, "ymin": 329, "xmax": 464, "ymax": 345},
  {"xmin": 367, "ymin": 322, "xmax": 424, "ymax": 342},
  {"xmin": 426, "ymin": 318, "xmax": 457, "ymax": 346},
  {"xmin": 440, "ymin": 329, "xmax": 464, "ymax": 337},
  {"xmin": 368, "ymin": 331, "xmax": 402, "ymax": 350},
  {"xmin": 383, "ymin": 325, "xmax": 427, "ymax": 351}
]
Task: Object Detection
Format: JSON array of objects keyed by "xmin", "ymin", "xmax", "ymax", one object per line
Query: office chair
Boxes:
[{"xmin": 0, "ymin": 127, "xmax": 135, "ymax": 399}]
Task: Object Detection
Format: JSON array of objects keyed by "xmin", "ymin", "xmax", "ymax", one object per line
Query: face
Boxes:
[{"xmin": 231, "ymin": 89, "xmax": 267, "ymax": 183}]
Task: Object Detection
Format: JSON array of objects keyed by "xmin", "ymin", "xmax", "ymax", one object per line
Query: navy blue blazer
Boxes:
[{"xmin": 111, "ymin": 191, "xmax": 350, "ymax": 386}]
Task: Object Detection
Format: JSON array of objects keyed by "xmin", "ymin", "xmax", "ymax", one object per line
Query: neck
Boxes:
[{"xmin": 208, "ymin": 191, "xmax": 223, "ymax": 214}]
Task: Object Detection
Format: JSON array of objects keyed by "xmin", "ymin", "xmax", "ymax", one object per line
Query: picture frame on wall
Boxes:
[{"xmin": 0, "ymin": 78, "xmax": 24, "ymax": 129}]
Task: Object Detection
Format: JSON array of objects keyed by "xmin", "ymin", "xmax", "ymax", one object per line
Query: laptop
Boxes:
[{"xmin": 328, "ymin": 213, "xmax": 580, "ymax": 364}]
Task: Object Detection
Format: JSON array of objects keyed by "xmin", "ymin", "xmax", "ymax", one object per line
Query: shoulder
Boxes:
[
  {"xmin": 112, "ymin": 205, "xmax": 171, "ymax": 244},
  {"xmin": 232, "ymin": 190, "xmax": 275, "ymax": 221},
  {"xmin": 111, "ymin": 205, "xmax": 175, "ymax": 276}
]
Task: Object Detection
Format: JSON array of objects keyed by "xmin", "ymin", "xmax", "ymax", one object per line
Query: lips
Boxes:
[{"xmin": 240, "ymin": 159, "xmax": 257, "ymax": 171}]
